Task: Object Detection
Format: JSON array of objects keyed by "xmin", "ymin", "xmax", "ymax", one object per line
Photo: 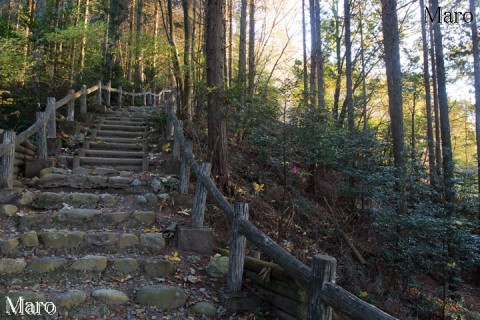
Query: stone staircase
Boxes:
[{"xmin": 0, "ymin": 106, "xmax": 224, "ymax": 319}]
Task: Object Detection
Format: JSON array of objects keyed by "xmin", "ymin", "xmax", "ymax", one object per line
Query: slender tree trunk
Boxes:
[
  {"xmin": 344, "ymin": 0, "xmax": 353, "ymax": 132},
  {"xmin": 228, "ymin": 0, "xmax": 233, "ymax": 87},
  {"xmin": 134, "ymin": 0, "xmax": 144, "ymax": 85},
  {"xmin": 469, "ymin": 0, "xmax": 480, "ymax": 219},
  {"xmin": 429, "ymin": 21, "xmax": 442, "ymax": 180},
  {"xmin": 6, "ymin": 0, "xmax": 11, "ymax": 29},
  {"xmin": 360, "ymin": 5, "xmax": 368, "ymax": 130},
  {"xmin": 153, "ymin": 1, "xmax": 159, "ymax": 69},
  {"xmin": 420, "ymin": 0, "xmax": 436, "ymax": 187},
  {"xmin": 302, "ymin": 0, "xmax": 308, "ymax": 107},
  {"xmin": 315, "ymin": 0, "xmax": 324, "ymax": 110},
  {"xmin": 238, "ymin": 0, "xmax": 247, "ymax": 101},
  {"xmin": 247, "ymin": 0, "xmax": 255, "ymax": 98},
  {"xmin": 411, "ymin": 92, "xmax": 417, "ymax": 160},
  {"xmin": 183, "ymin": 0, "xmax": 193, "ymax": 120},
  {"xmin": 380, "ymin": 0, "xmax": 406, "ymax": 215},
  {"xmin": 127, "ymin": 0, "xmax": 135, "ymax": 82},
  {"xmin": 309, "ymin": 0, "xmax": 317, "ymax": 109},
  {"xmin": 69, "ymin": 0, "xmax": 81, "ymax": 85},
  {"xmin": 332, "ymin": 0, "xmax": 342, "ymax": 120},
  {"xmin": 206, "ymin": 0, "xmax": 229, "ymax": 187},
  {"xmin": 79, "ymin": 0, "xmax": 89, "ymax": 71}
]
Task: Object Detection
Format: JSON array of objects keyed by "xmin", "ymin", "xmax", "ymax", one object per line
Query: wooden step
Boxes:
[
  {"xmin": 88, "ymin": 142, "xmax": 143, "ymax": 151},
  {"xmin": 79, "ymin": 156, "xmax": 143, "ymax": 165},
  {"xmin": 91, "ymin": 137, "xmax": 145, "ymax": 144},
  {"xmin": 98, "ymin": 124, "xmax": 145, "ymax": 132},
  {"xmin": 101, "ymin": 120, "xmax": 146, "ymax": 126},
  {"xmin": 96, "ymin": 130, "xmax": 144, "ymax": 138},
  {"xmin": 84, "ymin": 149, "xmax": 144, "ymax": 158}
]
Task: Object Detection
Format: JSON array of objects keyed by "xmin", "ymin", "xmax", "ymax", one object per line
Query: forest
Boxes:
[{"xmin": 1, "ymin": 0, "xmax": 480, "ymax": 319}]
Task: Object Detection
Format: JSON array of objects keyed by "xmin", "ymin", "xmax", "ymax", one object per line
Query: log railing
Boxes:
[
  {"xmin": 164, "ymin": 90, "xmax": 397, "ymax": 320},
  {"xmin": 0, "ymin": 81, "xmax": 163, "ymax": 189}
]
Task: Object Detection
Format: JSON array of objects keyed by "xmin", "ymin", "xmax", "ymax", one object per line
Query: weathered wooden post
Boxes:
[
  {"xmin": 36, "ymin": 112, "xmax": 47, "ymax": 160},
  {"xmin": 80, "ymin": 85, "xmax": 87, "ymax": 114},
  {"xmin": 179, "ymin": 141, "xmax": 192, "ymax": 194},
  {"xmin": 165, "ymin": 97, "xmax": 174, "ymax": 139},
  {"xmin": 308, "ymin": 255, "xmax": 336, "ymax": 320},
  {"xmin": 131, "ymin": 91, "xmax": 135, "ymax": 106},
  {"xmin": 191, "ymin": 162, "xmax": 212, "ymax": 228},
  {"xmin": 118, "ymin": 86, "xmax": 123, "ymax": 106},
  {"xmin": 226, "ymin": 203, "xmax": 249, "ymax": 292},
  {"xmin": 143, "ymin": 92, "xmax": 147, "ymax": 106},
  {"xmin": 173, "ymin": 120, "xmax": 183, "ymax": 160},
  {"xmin": 46, "ymin": 97, "xmax": 56, "ymax": 139},
  {"xmin": 67, "ymin": 89, "xmax": 75, "ymax": 121},
  {"xmin": 96, "ymin": 80, "xmax": 102, "ymax": 107},
  {"xmin": 0, "ymin": 131, "xmax": 16, "ymax": 189},
  {"xmin": 106, "ymin": 80, "xmax": 111, "ymax": 106}
]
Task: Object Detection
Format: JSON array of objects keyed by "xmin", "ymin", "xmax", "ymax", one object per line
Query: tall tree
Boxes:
[
  {"xmin": 309, "ymin": 0, "xmax": 317, "ymax": 108},
  {"xmin": 344, "ymin": 0, "xmax": 353, "ymax": 132},
  {"xmin": 419, "ymin": 0, "xmax": 436, "ymax": 187},
  {"xmin": 380, "ymin": 0, "xmax": 406, "ymax": 214},
  {"xmin": 247, "ymin": 0, "xmax": 255, "ymax": 98},
  {"xmin": 429, "ymin": 23, "xmax": 442, "ymax": 179},
  {"xmin": 238, "ymin": 0, "xmax": 247, "ymax": 100},
  {"xmin": 302, "ymin": 0, "xmax": 308, "ymax": 106},
  {"xmin": 314, "ymin": 0, "xmax": 324, "ymax": 110},
  {"xmin": 183, "ymin": 0, "xmax": 193, "ymax": 120},
  {"xmin": 469, "ymin": 0, "xmax": 480, "ymax": 219},
  {"xmin": 134, "ymin": 0, "xmax": 144, "ymax": 85},
  {"xmin": 206, "ymin": 0, "xmax": 229, "ymax": 185}
]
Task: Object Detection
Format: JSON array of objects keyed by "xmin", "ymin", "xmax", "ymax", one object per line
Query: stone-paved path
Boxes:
[{"xmin": 0, "ymin": 106, "xmax": 227, "ymax": 319}]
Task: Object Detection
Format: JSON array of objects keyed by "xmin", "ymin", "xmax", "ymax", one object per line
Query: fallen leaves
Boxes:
[{"xmin": 164, "ymin": 251, "xmax": 181, "ymax": 262}]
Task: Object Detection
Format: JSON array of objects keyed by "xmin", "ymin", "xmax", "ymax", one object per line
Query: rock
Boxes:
[
  {"xmin": 205, "ymin": 256, "xmax": 229, "ymax": 278},
  {"xmin": 107, "ymin": 212, "xmax": 131, "ymax": 223},
  {"xmin": 0, "ymin": 239, "xmax": 19, "ymax": 255},
  {"xmin": 34, "ymin": 192, "xmax": 64, "ymax": 209},
  {"xmin": 120, "ymin": 171, "xmax": 132, "ymax": 177},
  {"xmin": 53, "ymin": 167, "xmax": 67, "ymax": 175},
  {"xmin": 0, "ymin": 204, "xmax": 18, "ymax": 216},
  {"xmin": 94, "ymin": 167, "xmax": 120, "ymax": 176},
  {"xmin": 191, "ymin": 302, "xmax": 217, "ymax": 318},
  {"xmin": 72, "ymin": 167, "xmax": 92, "ymax": 175},
  {"xmin": 151, "ymin": 179, "xmax": 165, "ymax": 193},
  {"xmin": 70, "ymin": 255, "xmax": 108, "ymax": 272},
  {"xmin": 118, "ymin": 234, "xmax": 139, "ymax": 249},
  {"xmin": 85, "ymin": 232, "xmax": 117, "ymax": 246},
  {"xmin": 135, "ymin": 195, "xmax": 147, "ymax": 205},
  {"xmin": 65, "ymin": 174, "xmax": 88, "ymax": 188},
  {"xmin": 19, "ymin": 214, "xmax": 47, "ymax": 228},
  {"xmin": 132, "ymin": 178, "xmax": 142, "ymax": 187},
  {"xmin": 0, "ymin": 259, "xmax": 27, "ymax": 274},
  {"xmin": 159, "ymin": 193, "xmax": 170, "ymax": 200},
  {"xmin": 17, "ymin": 191, "xmax": 34, "ymax": 206},
  {"xmin": 27, "ymin": 176, "xmax": 39, "ymax": 187},
  {"xmin": 38, "ymin": 173, "xmax": 66, "ymax": 187},
  {"xmin": 140, "ymin": 233, "xmax": 165, "ymax": 252},
  {"xmin": 112, "ymin": 258, "xmax": 139, "ymax": 273},
  {"xmin": 54, "ymin": 290, "xmax": 87, "ymax": 310},
  {"xmin": 54, "ymin": 208, "xmax": 101, "ymax": 222},
  {"xmin": 0, "ymin": 291, "xmax": 46, "ymax": 313},
  {"xmin": 39, "ymin": 231, "xmax": 85, "ymax": 249},
  {"xmin": 144, "ymin": 259, "xmax": 176, "ymax": 278},
  {"xmin": 145, "ymin": 193, "xmax": 158, "ymax": 205},
  {"xmin": 20, "ymin": 231, "xmax": 39, "ymax": 247},
  {"xmin": 87, "ymin": 175, "xmax": 108, "ymax": 188},
  {"xmin": 108, "ymin": 176, "xmax": 133, "ymax": 188},
  {"xmin": 99, "ymin": 193, "xmax": 116, "ymax": 206},
  {"xmin": 69, "ymin": 193, "xmax": 99, "ymax": 208},
  {"xmin": 26, "ymin": 257, "xmax": 67, "ymax": 273},
  {"xmin": 133, "ymin": 211, "xmax": 155, "ymax": 225},
  {"xmin": 136, "ymin": 285, "xmax": 186, "ymax": 310},
  {"xmin": 39, "ymin": 167, "xmax": 54, "ymax": 178},
  {"xmin": 0, "ymin": 190, "xmax": 18, "ymax": 204},
  {"xmin": 92, "ymin": 289, "xmax": 129, "ymax": 305}
]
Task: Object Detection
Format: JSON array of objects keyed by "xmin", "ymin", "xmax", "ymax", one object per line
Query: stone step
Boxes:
[
  {"xmin": 0, "ymin": 230, "xmax": 166, "ymax": 257},
  {"xmin": 95, "ymin": 130, "xmax": 144, "ymax": 138},
  {"xmin": 32, "ymin": 192, "xmax": 117, "ymax": 209},
  {"xmin": 97, "ymin": 124, "xmax": 146, "ymax": 133},
  {"xmin": 84, "ymin": 149, "xmax": 145, "ymax": 159},
  {"xmin": 87, "ymin": 141, "xmax": 143, "ymax": 151},
  {"xmin": 18, "ymin": 209, "xmax": 159, "ymax": 232},
  {"xmin": 78, "ymin": 156, "xmax": 143, "ymax": 166},
  {"xmin": 37, "ymin": 173, "xmax": 146, "ymax": 190}
]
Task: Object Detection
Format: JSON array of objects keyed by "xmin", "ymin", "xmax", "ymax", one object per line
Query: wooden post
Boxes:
[
  {"xmin": 173, "ymin": 120, "xmax": 183, "ymax": 160},
  {"xmin": 166, "ymin": 97, "xmax": 174, "ymax": 138},
  {"xmin": 131, "ymin": 91, "xmax": 135, "ymax": 106},
  {"xmin": 118, "ymin": 86, "xmax": 123, "ymax": 106},
  {"xmin": 80, "ymin": 85, "xmax": 87, "ymax": 114},
  {"xmin": 0, "ymin": 131, "xmax": 16, "ymax": 189},
  {"xmin": 226, "ymin": 202, "xmax": 249, "ymax": 293},
  {"xmin": 46, "ymin": 97, "xmax": 56, "ymax": 138},
  {"xmin": 143, "ymin": 92, "xmax": 147, "ymax": 106},
  {"xmin": 180, "ymin": 141, "xmax": 192, "ymax": 194},
  {"xmin": 36, "ymin": 112, "xmax": 47, "ymax": 160},
  {"xmin": 106, "ymin": 80, "xmax": 111, "ymax": 106},
  {"xmin": 96, "ymin": 80, "xmax": 102, "ymax": 106},
  {"xmin": 67, "ymin": 89, "xmax": 75, "ymax": 121},
  {"xmin": 308, "ymin": 255, "xmax": 336, "ymax": 320},
  {"xmin": 191, "ymin": 162, "xmax": 212, "ymax": 228}
]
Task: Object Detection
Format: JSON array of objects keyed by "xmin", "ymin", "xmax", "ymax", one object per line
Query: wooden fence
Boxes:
[
  {"xmin": 164, "ymin": 90, "xmax": 397, "ymax": 320},
  {"xmin": 0, "ymin": 81, "xmax": 164, "ymax": 189}
]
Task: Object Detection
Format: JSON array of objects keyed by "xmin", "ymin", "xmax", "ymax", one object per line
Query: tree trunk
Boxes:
[
  {"xmin": 419, "ymin": 0, "xmax": 436, "ymax": 187},
  {"xmin": 315, "ymin": 0, "xmax": 324, "ymax": 110},
  {"xmin": 153, "ymin": 1, "xmax": 159, "ymax": 70},
  {"xmin": 309, "ymin": 0, "xmax": 317, "ymax": 109},
  {"xmin": 429, "ymin": 21, "xmax": 442, "ymax": 180},
  {"xmin": 247, "ymin": 0, "xmax": 255, "ymax": 98},
  {"xmin": 332, "ymin": 0, "xmax": 342, "ymax": 120},
  {"xmin": 344, "ymin": 0, "xmax": 353, "ymax": 132},
  {"xmin": 238, "ymin": 0, "xmax": 247, "ymax": 101},
  {"xmin": 79, "ymin": 0, "xmax": 89, "ymax": 71},
  {"xmin": 183, "ymin": 0, "xmax": 193, "ymax": 120},
  {"xmin": 134, "ymin": 0, "xmax": 144, "ymax": 85},
  {"xmin": 380, "ymin": 0, "xmax": 406, "ymax": 215},
  {"xmin": 302, "ymin": 0, "xmax": 308, "ymax": 107},
  {"xmin": 206, "ymin": 0, "xmax": 229, "ymax": 187},
  {"xmin": 6, "ymin": 0, "xmax": 11, "ymax": 29},
  {"xmin": 228, "ymin": 0, "xmax": 233, "ymax": 87},
  {"xmin": 359, "ymin": 5, "xmax": 368, "ymax": 130}
]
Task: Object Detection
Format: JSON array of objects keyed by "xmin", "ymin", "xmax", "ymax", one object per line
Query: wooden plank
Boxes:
[
  {"xmin": 118, "ymin": 86, "xmax": 123, "ymax": 106},
  {"xmin": 191, "ymin": 162, "xmax": 211, "ymax": 228},
  {"xmin": 86, "ymin": 84, "xmax": 98, "ymax": 94},
  {"xmin": 173, "ymin": 120, "xmax": 183, "ymax": 160},
  {"xmin": 67, "ymin": 89, "xmax": 75, "ymax": 121},
  {"xmin": 55, "ymin": 94, "xmax": 72, "ymax": 109},
  {"xmin": 320, "ymin": 283, "xmax": 397, "ymax": 320},
  {"xmin": 245, "ymin": 270, "xmax": 308, "ymax": 303},
  {"xmin": 0, "ymin": 131, "xmax": 16, "ymax": 189},
  {"xmin": 16, "ymin": 120, "xmax": 42, "ymax": 145},
  {"xmin": 131, "ymin": 90, "xmax": 135, "ymax": 106},
  {"xmin": 106, "ymin": 80, "xmax": 111, "ymax": 106},
  {"xmin": 73, "ymin": 90, "xmax": 82, "ymax": 99},
  {"xmin": 15, "ymin": 144, "xmax": 36, "ymax": 156},
  {"xmin": 36, "ymin": 112, "xmax": 47, "ymax": 160},
  {"xmin": 179, "ymin": 141, "xmax": 192, "ymax": 194},
  {"xmin": 96, "ymin": 80, "xmax": 102, "ymax": 106},
  {"xmin": 308, "ymin": 255, "xmax": 336, "ymax": 320},
  {"xmin": 81, "ymin": 85, "xmax": 87, "ymax": 113},
  {"xmin": 46, "ymin": 97, "xmax": 56, "ymax": 138},
  {"xmin": 227, "ymin": 203, "xmax": 249, "ymax": 293},
  {"xmin": 20, "ymin": 140, "xmax": 36, "ymax": 151}
]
